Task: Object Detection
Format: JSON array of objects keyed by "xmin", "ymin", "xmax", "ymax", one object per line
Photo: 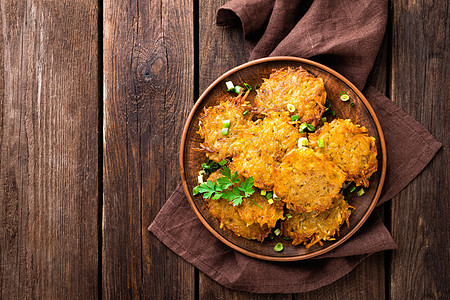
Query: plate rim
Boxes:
[{"xmin": 179, "ymin": 56, "xmax": 387, "ymax": 261}]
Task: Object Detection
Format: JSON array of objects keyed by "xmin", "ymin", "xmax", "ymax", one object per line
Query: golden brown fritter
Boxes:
[
  {"xmin": 197, "ymin": 94, "xmax": 253, "ymax": 162},
  {"xmin": 231, "ymin": 113, "xmax": 299, "ymax": 190},
  {"xmin": 204, "ymin": 170, "xmax": 282, "ymax": 241},
  {"xmin": 237, "ymin": 192, "xmax": 285, "ymax": 228},
  {"xmin": 309, "ymin": 119, "xmax": 378, "ymax": 187},
  {"xmin": 205, "ymin": 196, "xmax": 271, "ymax": 242},
  {"xmin": 254, "ymin": 67, "xmax": 326, "ymax": 126},
  {"xmin": 274, "ymin": 147, "xmax": 346, "ymax": 214},
  {"xmin": 281, "ymin": 196, "xmax": 351, "ymax": 248}
]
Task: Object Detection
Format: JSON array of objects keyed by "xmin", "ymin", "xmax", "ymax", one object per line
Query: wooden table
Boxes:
[{"xmin": 1, "ymin": 1, "xmax": 448, "ymax": 299}]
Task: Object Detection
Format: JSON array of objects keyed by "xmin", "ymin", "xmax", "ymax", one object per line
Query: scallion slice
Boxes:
[
  {"xmin": 350, "ymin": 102, "xmax": 355, "ymax": 107},
  {"xmin": 274, "ymin": 243, "xmax": 284, "ymax": 252},
  {"xmin": 286, "ymin": 213, "xmax": 292, "ymax": 219},
  {"xmin": 322, "ymin": 117, "xmax": 327, "ymax": 122},
  {"xmin": 349, "ymin": 185, "xmax": 356, "ymax": 193},
  {"xmin": 193, "ymin": 186, "xmax": 199, "ymax": 195},
  {"xmin": 242, "ymin": 110, "xmax": 249, "ymax": 116},
  {"xmin": 267, "ymin": 199, "xmax": 274, "ymax": 204},
  {"xmin": 340, "ymin": 94, "xmax": 350, "ymax": 101},
  {"xmin": 222, "ymin": 119, "xmax": 231, "ymax": 128},
  {"xmin": 332, "ymin": 110, "xmax": 336, "ymax": 117},
  {"xmin": 221, "ymin": 128, "xmax": 229, "ymax": 135},
  {"xmin": 298, "ymin": 137, "xmax": 308, "ymax": 148},
  {"xmin": 358, "ymin": 188, "xmax": 365, "ymax": 196},
  {"xmin": 244, "ymin": 83, "xmax": 252, "ymax": 91},
  {"xmin": 318, "ymin": 139, "xmax": 325, "ymax": 148},
  {"xmin": 299, "ymin": 122, "xmax": 308, "ymax": 133},
  {"xmin": 266, "ymin": 192, "xmax": 273, "ymax": 199},
  {"xmin": 287, "ymin": 104, "xmax": 295, "ymax": 112},
  {"xmin": 291, "ymin": 115, "xmax": 299, "ymax": 121},
  {"xmin": 234, "ymin": 86, "xmax": 242, "ymax": 94},
  {"xmin": 306, "ymin": 124, "xmax": 315, "ymax": 132},
  {"xmin": 274, "ymin": 229, "xmax": 281, "ymax": 236},
  {"xmin": 260, "ymin": 190, "xmax": 267, "ymax": 196},
  {"xmin": 225, "ymin": 81, "xmax": 234, "ymax": 91}
]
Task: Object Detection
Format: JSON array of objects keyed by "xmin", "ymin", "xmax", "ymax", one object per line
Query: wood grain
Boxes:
[
  {"xmin": 102, "ymin": 0, "xmax": 194, "ymax": 298},
  {"xmin": 390, "ymin": 0, "xmax": 449, "ymax": 298},
  {"xmin": 0, "ymin": 0, "xmax": 99, "ymax": 298}
]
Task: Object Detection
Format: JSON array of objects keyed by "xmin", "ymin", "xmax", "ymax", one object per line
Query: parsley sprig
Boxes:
[{"xmin": 194, "ymin": 166, "xmax": 261, "ymax": 208}]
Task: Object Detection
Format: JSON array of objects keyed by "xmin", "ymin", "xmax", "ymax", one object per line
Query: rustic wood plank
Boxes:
[
  {"xmin": 102, "ymin": 0, "xmax": 195, "ymax": 298},
  {"xmin": 0, "ymin": 0, "xmax": 99, "ymax": 298},
  {"xmin": 390, "ymin": 0, "xmax": 449, "ymax": 298}
]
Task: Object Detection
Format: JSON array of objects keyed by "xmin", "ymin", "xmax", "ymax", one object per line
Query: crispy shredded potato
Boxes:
[
  {"xmin": 231, "ymin": 113, "xmax": 299, "ymax": 190},
  {"xmin": 274, "ymin": 147, "xmax": 346, "ymax": 214},
  {"xmin": 254, "ymin": 67, "xmax": 326, "ymax": 126},
  {"xmin": 281, "ymin": 196, "xmax": 351, "ymax": 248},
  {"xmin": 197, "ymin": 94, "xmax": 253, "ymax": 162},
  {"xmin": 204, "ymin": 170, "xmax": 282, "ymax": 241},
  {"xmin": 309, "ymin": 119, "xmax": 378, "ymax": 187}
]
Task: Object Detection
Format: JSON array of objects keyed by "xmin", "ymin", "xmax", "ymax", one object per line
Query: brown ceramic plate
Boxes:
[{"xmin": 180, "ymin": 57, "xmax": 386, "ymax": 261}]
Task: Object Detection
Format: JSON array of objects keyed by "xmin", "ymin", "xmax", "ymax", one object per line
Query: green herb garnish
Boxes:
[{"xmin": 195, "ymin": 166, "xmax": 260, "ymax": 208}]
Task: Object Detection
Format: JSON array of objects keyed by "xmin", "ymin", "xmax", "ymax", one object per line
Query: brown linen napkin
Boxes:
[{"xmin": 149, "ymin": 0, "xmax": 442, "ymax": 293}]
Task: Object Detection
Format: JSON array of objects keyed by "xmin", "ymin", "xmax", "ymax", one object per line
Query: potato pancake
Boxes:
[
  {"xmin": 274, "ymin": 147, "xmax": 346, "ymax": 214},
  {"xmin": 231, "ymin": 113, "xmax": 299, "ymax": 190},
  {"xmin": 254, "ymin": 67, "xmax": 326, "ymax": 126},
  {"xmin": 204, "ymin": 170, "xmax": 282, "ymax": 241},
  {"xmin": 197, "ymin": 95, "xmax": 253, "ymax": 162},
  {"xmin": 309, "ymin": 119, "xmax": 377, "ymax": 187},
  {"xmin": 281, "ymin": 196, "xmax": 351, "ymax": 248}
]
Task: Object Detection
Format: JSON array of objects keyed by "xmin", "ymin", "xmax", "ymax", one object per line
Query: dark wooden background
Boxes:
[{"xmin": 0, "ymin": 0, "xmax": 448, "ymax": 299}]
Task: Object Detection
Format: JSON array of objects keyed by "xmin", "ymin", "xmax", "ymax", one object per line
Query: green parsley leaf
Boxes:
[{"xmin": 216, "ymin": 176, "xmax": 233, "ymax": 190}]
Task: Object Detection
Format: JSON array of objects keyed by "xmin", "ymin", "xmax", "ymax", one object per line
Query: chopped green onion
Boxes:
[
  {"xmin": 287, "ymin": 104, "xmax": 295, "ymax": 112},
  {"xmin": 219, "ymin": 159, "xmax": 227, "ymax": 166},
  {"xmin": 260, "ymin": 190, "xmax": 267, "ymax": 196},
  {"xmin": 298, "ymin": 137, "xmax": 308, "ymax": 148},
  {"xmin": 221, "ymin": 128, "xmax": 229, "ymax": 135},
  {"xmin": 291, "ymin": 115, "xmax": 299, "ymax": 121},
  {"xmin": 318, "ymin": 139, "xmax": 325, "ymax": 148},
  {"xmin": 340, "ymin": 94, "xmax": 350, "ymax": 101},
  {"xmin": 332, "ymin": 110, "xmax": 336, "ymax": 117},
  {"xmin": 198, "ymin": 175, "xmax": 204, "ymax": 184},
  {"xmin": 222, "ymin": 119, "xmax": 230, "ymax": 128},
  {"xmin": 193, "ymin": 186, "xmax": 199, "ymax": 195},
  {"xmin": 225, "ymin": 81, "xmax": 234, "ymax": 91},
  {"xmin": 350, "ymin": 102, "xmax": 355, "ymax": 107},
  {"xmin": 274, "ymin": 229, "xmax": 281, "ymax": 236},
  {"xmin": 349, "ymin": 185, "xmax": 357, "ymax": 193},
  {"xmin": 299, "ymin": 122, "xmax": 308, "ymax": 133},
  {"xmin": 234, "ymin": 86, "xmax": 243, "ymax": 94},
  {"xmin": 306, "ymin": 124, "xmax": 315, "ymax": 131},
  {"xmin": 282, "ymin": 236, "xmax": 290, "ymax": 241},
  {"xmin": 267, "ymin": 199, "xmax": 274, "ymax": 204},
  {"xmin": 358, "ymin": 188, "xmax": 365, "ymax": 196},
  {"xmin": 273, "ymin": 193, "xmax": 281, "ymax": 200},
  {"xmin": 325, "ymin": 98, "xmax": 331, "ymax": 108},
  {"xmin": 243, "ymin": 110, "xmax": 249, "ymax": 116},
  {"xmin": 270, "ymin": 234, "xmax": 274, "ymax": 240},
  {"xmin": 199, "ymin": 170, "xmax": 206, "ymax": 176},
  {"xmin": 266, "ymin": 192, "xmax": 273, "ymax": 199},
  {"xmin": 286, "ymin": 213, "xmax": 292, "ymax": 219},
  {"xmin": 244, "ymin": 83, "xmax": 252, "ymax": 91},
  {"xmin": 340, "ymin": 90, "xmax": 347, "ymax": 96},
  {"xmin": 322, "ymin": 117, "xmax": 327, "ymax": 122},
  {"xmin": 274, "ymin": 243, "xmax": 284, "ymax": 252}
]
